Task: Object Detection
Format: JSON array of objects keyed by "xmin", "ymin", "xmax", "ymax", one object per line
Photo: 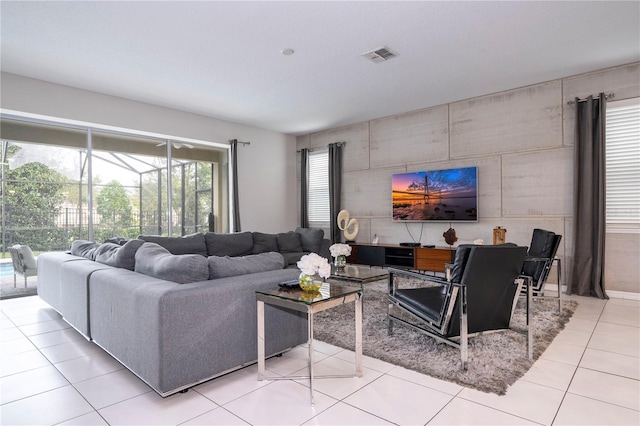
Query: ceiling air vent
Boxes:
[{"xmin": 362, "ymin": 46, "xmax": 397, "ymax": 63}]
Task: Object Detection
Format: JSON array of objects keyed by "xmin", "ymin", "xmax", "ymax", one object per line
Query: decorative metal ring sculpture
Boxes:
[{"xmin": 337, "ymin": 209, "xmax": 359, "ymax": 241}]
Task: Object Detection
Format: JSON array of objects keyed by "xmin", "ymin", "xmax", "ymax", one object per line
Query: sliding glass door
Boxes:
[{"xmin": 1, "ymin": 114, "xmax": 229, "ymax": 256}]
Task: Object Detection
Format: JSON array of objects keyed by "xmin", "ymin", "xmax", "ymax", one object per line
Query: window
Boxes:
[
  {"xmin": 606, "ymin": 97, "xmax": 640, "ymax": 230},
  {"xmin": 1, "ymin": 113, "xmax": 229, "ymax": 256},
  {"xmin": 307, "ymin": 150, "xmax": 329, "ymax": 226}
]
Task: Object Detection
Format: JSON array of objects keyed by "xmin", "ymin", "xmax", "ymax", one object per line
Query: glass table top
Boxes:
[
  {"xmin": 330, "ymin": 264, "xmax": 388, "ymax": 283},
  {"xmin": 256, "ymin": 282, "xmax": 361, "ymax": 305}
]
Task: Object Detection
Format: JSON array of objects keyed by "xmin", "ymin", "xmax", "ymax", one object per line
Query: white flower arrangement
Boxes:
[
  {"xmin": 329, "ymin": 243, "xmax": 352, "ymax": 258},
  {"xmin": 296, "ymin": 252, "xmax": 331, "ymax": 279}
]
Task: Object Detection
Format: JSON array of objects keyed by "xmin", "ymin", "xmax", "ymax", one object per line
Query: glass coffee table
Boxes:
[
  {"xmin": 256, "ymin": 282, "xmax": 363, "ymax": 406},
  {"xmin": 330, "ymin": 263, "xmax": 388, "ymax": 284}
]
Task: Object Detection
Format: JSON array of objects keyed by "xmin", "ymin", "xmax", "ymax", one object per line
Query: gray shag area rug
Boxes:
[{"xmin": 314, "ymin": 280, "xmax": 577, "ymax": 395}]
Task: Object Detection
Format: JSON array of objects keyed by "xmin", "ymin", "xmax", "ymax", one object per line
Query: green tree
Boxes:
[
  {"xmin": 2, "ymin": 160, "xmax": 68, "ymax": 250},
  {"xmin": 96, "ymin": 180, "xmax": 132, "ymax": 224},
  {"xmin": 4, "ymin": 162, "xmax": 67, "ymax": 227}
]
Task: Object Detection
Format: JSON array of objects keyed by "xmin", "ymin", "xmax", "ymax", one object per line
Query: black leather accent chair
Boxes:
[
  {"xmin": 522, "ymin": 229, "xmax": 562, "ymax": 311},
  {"xmin": 388, "ymin": 244, "xmax": 531, "ymax": 370}
]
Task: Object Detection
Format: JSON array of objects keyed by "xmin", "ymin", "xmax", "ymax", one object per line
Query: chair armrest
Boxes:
[
  {"xmin": 524, "ymin": 255, "xmax": 555, "ymax": 263},
  {"xmin": 518, "ymin": 274, "xmax": 533, "ymax": 284},
  {"xmin": 445, "ymin": 263, "xmax": 454, "ymax": 282},
  {"xmin": 388, "ymin": 267, "xmax": 450, "ymax": 295}
]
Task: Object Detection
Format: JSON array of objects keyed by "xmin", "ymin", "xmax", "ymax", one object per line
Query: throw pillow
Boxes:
[
  {"xmin": 204, "ymin": 232, "xmax": 254, "ymax": 257},
  {"xmin": 94, "ymin": 239, "xmax": 144, "ymax": 271},
  {"xmin": 281, "ymin": 252, "xmax": 306, "ymax": 266},
  {"xmin": 276, "ymin": 231, "xmax": 303, "ymax": 253},
  {"xmin": 104, "ymin": 236, "xmax": 128, "ymax": 246},
  {"xmin": 135, "ymin": 242, "xmax": 209, "ymax": 284},
  {"xmin": 138, "ymin": 233, "xmax": 207, "ymax": 256},
  {"xmin": 251, "ymin": 232, "xmax": 278, "ymax": 254},
  {"xmin": 295, "ymin": 227, "xmax": 324, "ymax": 253},
  {"xmin": 208, "ymin": 252, "xmax": 285, "ymax": 279},
  {"xmin": 71, "ymin": 240, "xmax": 101, "ymax": 260}
]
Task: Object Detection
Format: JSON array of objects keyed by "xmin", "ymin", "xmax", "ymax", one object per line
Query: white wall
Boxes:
[
  {"xmin": 0, "ymin": 72, "xmax": 298, "ymax": 233},
  {"xmin": 297, "ymin": 62, "xmax": 640, "ymax": 294}
]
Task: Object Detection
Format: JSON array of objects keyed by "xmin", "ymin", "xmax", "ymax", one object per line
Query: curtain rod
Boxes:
[
  {"xmin": 567, "ymin": 93, "xmax": 614, "ymax": 105},
  {"xmin": 296, "ymin": 141, "xmax": 347, "ymax": 153},
  {"xmin": 229, "ymin": 139, "xmax": 251, "ymax": 146}
]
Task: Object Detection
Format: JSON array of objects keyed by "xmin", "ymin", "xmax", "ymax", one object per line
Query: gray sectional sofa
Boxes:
[{"xmin": 37, "ymin": 228, "xmax": 330, "ymax": 396}]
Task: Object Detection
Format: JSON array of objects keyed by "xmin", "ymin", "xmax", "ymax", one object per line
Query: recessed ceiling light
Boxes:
[{"xmin": 281, "ymin": 48, "xmax": 295, "ymax": 56}]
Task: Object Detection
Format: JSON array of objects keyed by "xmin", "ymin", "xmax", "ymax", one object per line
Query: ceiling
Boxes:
[{"xmin": 1, "ymin": 1, "xmax": 639, "ymax": 136}]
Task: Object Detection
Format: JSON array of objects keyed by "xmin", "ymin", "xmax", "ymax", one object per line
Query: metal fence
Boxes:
[{"xmin": 1, "ymin": 207, "xmax": 160, "ymax": 253}]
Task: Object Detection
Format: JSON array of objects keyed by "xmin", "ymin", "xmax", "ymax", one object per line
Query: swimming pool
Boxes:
[{"xmin": 0, "ymin": 262, "xmax": 15, "ymax": 277}]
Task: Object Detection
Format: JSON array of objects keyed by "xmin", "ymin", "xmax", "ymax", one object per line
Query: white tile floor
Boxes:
[{"xmin": 1, "ymin": 293, "xmax": 638, "ymax": 426}]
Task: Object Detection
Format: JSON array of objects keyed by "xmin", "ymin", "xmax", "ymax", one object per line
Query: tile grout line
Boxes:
[{"xmin": 549, "ymin": 298, "xmax": 609, "ymax": 425}]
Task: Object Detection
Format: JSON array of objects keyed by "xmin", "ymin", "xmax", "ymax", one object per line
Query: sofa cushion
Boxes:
[
  {"xmin": 104, "ymin": 236, "xmax": 128, "ymax": 246},
  {"xmin": 204, "ymin": 232, "xmax": 254, "ymax": 257},
  {"xmin": 94, "ymin": 239, "xmax": 144, "ymax": 271},
  {"xmin": 135, "ymin": 243, "xmax": 209, "ymax": 284},
  {"xmin": 277, "ymin": 231, "xmax": 304, "ymax": 253},
  {"xmin": 252, "ymin": 232, "xmax": 278, "ymax": 254},
  {"xmin": 138, "ymin": 233, "xmax": 207, "ymax": 256},
  {"xmin": 71, "ymin": 240, "xmax": 101, "ymax": 260},
  {"xmin": 208, "ymin": 252, "xmax": 285, "ymax": 279},
  {"xmin": 295, "ymin": 227, "xmax": 324, "ymax": 254},
  {"xmin": 281, "ymin": 252, "xmax": 307, "ymax": 266}
]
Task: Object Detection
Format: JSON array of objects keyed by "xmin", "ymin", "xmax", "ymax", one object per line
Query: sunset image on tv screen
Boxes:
[{"xmin": 392, "ymin": 167, "xmax": 478, "ymax": 221}]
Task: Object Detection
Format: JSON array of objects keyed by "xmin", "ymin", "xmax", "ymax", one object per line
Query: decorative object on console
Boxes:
[
  {"xmin": 337, "ymin": 209, "xmax": 359, "ymax": 242},
  {"xmin": 399, "ymin": 242, "xmax": 421, "ymax": 247},
  {"xmin": 297, "ymin": 252, "xmax": 331, "ymax": 291},
  {"xmin": 473, "ymin": 239, "xmax": 484, "ymax": 245},
  {"xmin": 329, "ymin": 243, "xmax": 352, "ymax": 270},
  {"xmin": 443, "ymin": 228, "xmax": 458, "ymax": 246},
  {"xmin": 372, "ymin": 234, "xmax": 379, "ymax": 244},
  {"xmin": 493, "ymin": 226, "xmax": 506, "ymax": 245}
]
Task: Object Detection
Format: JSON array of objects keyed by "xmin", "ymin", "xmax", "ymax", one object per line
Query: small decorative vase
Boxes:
[
  {"xmin": 334, "ymin": 255, "xmax": 347, "ymax": 270},
  {"xmin": 299, "ymin": 273, "xmax": 323, "ymax": 292}
]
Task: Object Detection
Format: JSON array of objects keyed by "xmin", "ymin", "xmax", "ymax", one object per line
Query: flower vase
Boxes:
[
  {"xmin": 299, "ymin": 273, "xmax": 323, "ymax": 292},
  {"xmin": 334, "ymin": 255, "xmax": 347, "ymax": 270}
]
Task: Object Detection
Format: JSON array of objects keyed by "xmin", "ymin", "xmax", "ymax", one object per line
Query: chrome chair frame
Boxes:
[
  {"xmin": 387, "ymin": 266, "xmax": 533, "ymax": 371},
  {"xmin": 522, "ymin": 231, "xmax": 563, "ymax": 312}
]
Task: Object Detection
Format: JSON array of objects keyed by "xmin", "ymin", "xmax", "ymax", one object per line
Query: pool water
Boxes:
[{"xmin": 0, "ymin": 262, "xmax": 15, "ymax": 277}]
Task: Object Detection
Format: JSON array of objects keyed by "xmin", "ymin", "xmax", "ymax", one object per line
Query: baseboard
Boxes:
[
  {"xmin": 603, "ymin": 290, "xmax": 640, "ymax": 301},
  {"xmin": 544, "ymin": 284, "xmax": 640, "ymax": 301}
]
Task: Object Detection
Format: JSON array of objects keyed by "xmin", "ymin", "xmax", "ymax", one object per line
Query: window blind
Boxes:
[
  {"xmin": 308, "ymin": 150, "xmax": 329, "ymax": 224},
  {"xmin": 606, "ymin": 98, "xmax": 640, "ymax": 226}
]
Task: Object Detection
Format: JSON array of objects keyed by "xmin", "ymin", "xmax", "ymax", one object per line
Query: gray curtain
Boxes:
[
  {"xmin": 230, "ymin": 139, "xmax": 241, "ymax": 232},
  {"xmin": 569, "ymin": 94, "xmax": 608, "ymax": 299},
  {"xmin": 300, "ymin": 148, "xmax": 310, "ymax": 228},
  {"xmin": 328, "ymin": 142, "xmax": 344, "ymax": 244}
]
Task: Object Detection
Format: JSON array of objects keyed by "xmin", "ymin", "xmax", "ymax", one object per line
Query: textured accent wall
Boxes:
[{"xmin": 297, "ymin": 62, "xmax": 640, "ymax": 294}]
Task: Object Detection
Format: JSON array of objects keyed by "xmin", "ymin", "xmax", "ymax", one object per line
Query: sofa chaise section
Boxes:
[
  {"xmin": 88, "ymin": 267, "xmax": 306, "ymax": 396},
  {"xmin": 37, "ymin": 252, "xmax": 85, "ymax": 313},
  {"xmin": 59, "ymin": 259, "xmax": 115, "ymax": 339}
]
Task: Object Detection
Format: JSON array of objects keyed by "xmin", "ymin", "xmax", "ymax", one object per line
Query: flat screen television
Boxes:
[{"xmin": 392, "ymin": 166, "xmax": 478, "ymax": 222}]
